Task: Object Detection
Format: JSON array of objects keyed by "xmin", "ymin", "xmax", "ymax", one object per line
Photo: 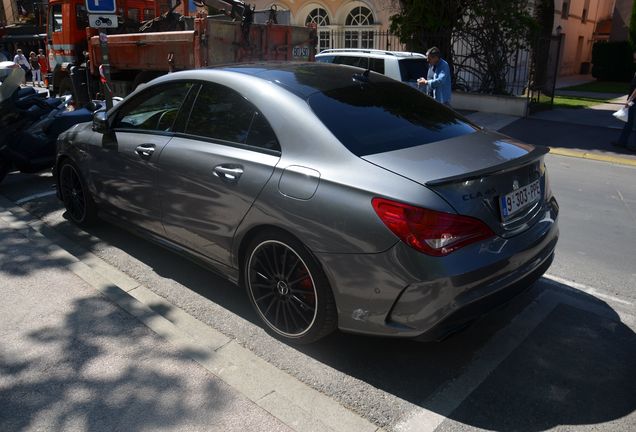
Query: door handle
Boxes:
[
  {"xmin": 135, "ymin": 144, "xmax": 155, "ymax": 159},
  {"xmin": 213, "ymin": 165, "xmax": 243, "ymax": 183}
]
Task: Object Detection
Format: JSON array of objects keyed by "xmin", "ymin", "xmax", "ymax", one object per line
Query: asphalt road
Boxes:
[{"xmin": 0, "ymin": 153, "xmax": 634, "ymax": 431}]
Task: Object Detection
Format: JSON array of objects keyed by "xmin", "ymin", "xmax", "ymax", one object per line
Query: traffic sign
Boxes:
[
  {"xmin": 89, "ymin": 14, "xmax": 118, "ymax": 28},
  {"xmin": 85, "ymin": 0, "xmax": 116, "ymax": 14}
]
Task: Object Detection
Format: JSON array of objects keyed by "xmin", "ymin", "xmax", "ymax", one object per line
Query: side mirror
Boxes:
[{"xmin": 92, "ymin": 110, "xmax": 108, "ymax": 133}]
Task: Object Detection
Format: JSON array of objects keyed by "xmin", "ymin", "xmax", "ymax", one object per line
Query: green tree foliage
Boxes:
[
  {"xmin": 390, "ymin": 0, "xmax": 537, "ymax": 94},
  {"xmin": 592, "ymin": 41, "xmax": 633, "ymax": 81},
  {"xmin": 389, "ymin": 0, "xmax": 464, "ymax": 53}
]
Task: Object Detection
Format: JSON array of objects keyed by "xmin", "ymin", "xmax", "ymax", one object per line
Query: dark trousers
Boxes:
[{"xmin": 618, "ymin": 104, "xmax": 636, "ymax": 146}]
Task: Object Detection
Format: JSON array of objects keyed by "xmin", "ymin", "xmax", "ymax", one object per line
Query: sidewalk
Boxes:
[
  {"xmin": 0, "ymin": 200, "xmax": 379, "ymax": 432},
  {"xmin": 554, "ymin": 74, "xmax": 595, "ymax": 89},
  {"xmin": 0, "ymin": 213, "xmax": 292, "ymax": 431},
  {"xmin": 464, "ymin": 96, "xmax": 636, "ymax": 166}
]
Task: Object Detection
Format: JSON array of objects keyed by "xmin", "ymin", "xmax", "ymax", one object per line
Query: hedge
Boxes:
[{"xmin": 591, "ymin": 41, "xmax": 633, "ymax": 81}]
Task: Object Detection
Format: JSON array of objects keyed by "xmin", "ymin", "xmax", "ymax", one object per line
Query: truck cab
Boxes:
[{"xmin": 47, "ymin": 0, "xmax": 158, "ymax": 95}]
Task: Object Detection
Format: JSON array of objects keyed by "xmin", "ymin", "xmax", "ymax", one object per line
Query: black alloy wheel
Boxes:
[
  {"xmin": 59, "ymin": 161, "xmax": 97, "ymax": 227},
  {"xmin": 244, "ymin": 231, "xmax": 337, "ymax": 344}
]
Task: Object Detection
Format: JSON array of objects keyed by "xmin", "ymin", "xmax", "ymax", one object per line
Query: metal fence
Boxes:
[
  {"xmin": 450, "ymin": 37, "xmax": 532, "ymax": 96},
  {"xmin": 315, "ymin": 30, "xmax": 405, "ymax": 53},
  {"xmin": 526, "ymin": 35, "xmax": 563, "ymax": 112}
]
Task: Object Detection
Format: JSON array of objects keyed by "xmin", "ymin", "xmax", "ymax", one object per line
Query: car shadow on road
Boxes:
[
  {"xmin": 304, "ymin": 279, "xmax": 636, "ymax": 431},
  {"xmin": 18, "ymin": 198, "xmax": 636, "ymax": 431}
]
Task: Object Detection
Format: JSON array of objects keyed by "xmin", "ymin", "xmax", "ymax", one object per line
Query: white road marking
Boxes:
[
  {"xmin": 395, "ymin": 290, "xmax": 562, "ymax": 432},
  {"xmin": 15, "ymin": 190, "xmax": 57, "ymax": 204},
  {"xmin": 543, "ymin": 273, "xmax": 633, "ymax": 306},
  {"xmin": 396, "ymin": 280, "xmax": 634, "ymax": 432}
]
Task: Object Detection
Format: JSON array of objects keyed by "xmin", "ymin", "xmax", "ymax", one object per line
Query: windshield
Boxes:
[{"xmin": 308, "ymin": 80, "xmax": 477, "ymax": 156}]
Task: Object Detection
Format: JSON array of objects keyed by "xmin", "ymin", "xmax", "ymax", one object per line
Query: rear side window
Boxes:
[
  {"xmin": 316, "ymin": 55, "xmax": 335, "ymax": 64},
  {"xmin": 185, "ymin": 83, "xmax": 254, "ymax": 143},
  {"xmin": 308, "ymin": 81, "xmax": 477, "ymax": 156},
  {"xmin": 399, "ymin": 58, "xmax": 428, "ymax": 82},
  {"xmin": 185, "ymin": 83, "xmax": 280, "ymax": 152},
  {"xmin": 246, "ymin": 111, "xmax": 280, "ymax": 152},
  {"xmin": 331, "ymin": 56, "xmax": 385, "ymax": 75}
]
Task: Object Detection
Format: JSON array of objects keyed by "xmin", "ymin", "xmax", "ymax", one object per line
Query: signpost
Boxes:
[
  {"xmin": 86, "ymin": 0, "xmax": 117, "ymax": 109},
  {"xmin": 85, "ymin": 0, "xmax": 116, "ymax": 14}
]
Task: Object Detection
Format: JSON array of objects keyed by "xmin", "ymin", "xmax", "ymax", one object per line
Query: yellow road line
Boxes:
[{"xmin": 549, "ymin": 147, "xmax": 636, "ymax": 167}]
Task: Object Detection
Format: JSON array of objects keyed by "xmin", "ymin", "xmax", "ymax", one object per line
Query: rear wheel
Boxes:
[
  {"xmin": 58, "ymin": 160, "xmax": 97, "ymax": 227},
  {"xmin": 244, "ymin": 230, "xmax": 337, "ymax": 344}
]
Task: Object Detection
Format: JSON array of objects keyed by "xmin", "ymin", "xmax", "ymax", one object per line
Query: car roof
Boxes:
[{"xmin": 212, "ymin": 62, "xmax": 398, "ymax": 99}]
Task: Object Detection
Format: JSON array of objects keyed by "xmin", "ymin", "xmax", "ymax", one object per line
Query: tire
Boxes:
[
  {"xmin": 58, "ymin": 160, "xmax": 97, "ymax": 227},
  {"xmin": 243, "ymin": 230, "xmax": 337, "ymax": 344},
  {"xmin": 0, "ymin": 159, "xmax": 11, "ymax": 184},
  {"xmin": 58, "ymin": 77, "xmax": 72, "ymax": 97},
  {"xmin": 132, "ymin": 71, "xmax": 163, "ymax": 90}
]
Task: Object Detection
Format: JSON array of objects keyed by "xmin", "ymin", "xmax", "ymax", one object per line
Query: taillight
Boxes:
[{"xmin": 372, "ymin": 197, "xmax": 495, "ymax": 256}]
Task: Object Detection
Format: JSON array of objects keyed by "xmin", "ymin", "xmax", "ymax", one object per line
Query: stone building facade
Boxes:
[
  {"xmin": 553, "ymin": 0, "xmax": 617, "ymax": 75},
  {"xmin": 249, "ymin": 0, "xmax": 402, "ymax": 51}
]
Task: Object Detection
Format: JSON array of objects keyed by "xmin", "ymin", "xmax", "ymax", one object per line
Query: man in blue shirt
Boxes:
[{"xmin": 417, "ymin": 47, "xmax": 452, "ymax": 105}]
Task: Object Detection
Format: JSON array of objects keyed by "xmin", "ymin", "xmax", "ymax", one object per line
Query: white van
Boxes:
[{"xmin": 315, "ymin": 49, "xmax": 428, "ymax": 88}]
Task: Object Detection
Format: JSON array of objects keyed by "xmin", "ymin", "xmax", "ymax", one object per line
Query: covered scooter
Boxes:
[{"xmin": 0, "ymin": 62, "xmax": 99, "ymax": 184}]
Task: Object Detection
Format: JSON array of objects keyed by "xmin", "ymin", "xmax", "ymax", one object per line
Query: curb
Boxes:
[
  {"xmin": 549, "ymin": 147, "xmax": 636, "ymax": 167},
  {"xmin": 0, "ymin": 195, "xmax": 381, "ymax": 432}
]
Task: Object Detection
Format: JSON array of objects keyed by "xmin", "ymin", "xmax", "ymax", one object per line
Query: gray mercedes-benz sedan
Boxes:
[{"xmin": 55, "ymin": 63, "xmax": 559, "ymax": 343}]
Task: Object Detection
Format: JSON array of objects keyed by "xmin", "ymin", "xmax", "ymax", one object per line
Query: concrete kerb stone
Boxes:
[
  {"xmin": 0, "ymin": 195, "xmax": 381, "ymax": 432},
  {"xmin": 549, "ymin": 147, "xmax": 636, "ymax": 167}
]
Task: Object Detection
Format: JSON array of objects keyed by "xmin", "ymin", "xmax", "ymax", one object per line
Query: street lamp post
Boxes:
[{"xmin": 551, "ymin": 25, "xmax": 563, "ymax": 108}]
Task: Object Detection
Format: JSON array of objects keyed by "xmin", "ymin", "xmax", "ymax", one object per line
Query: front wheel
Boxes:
[
  {"xmin": 243, "ymin": 230, "xmax": 337, "ymax": 344},
  {"xmin": 58, "ymin": 160, "xmax": 97, "ymax": 227}
]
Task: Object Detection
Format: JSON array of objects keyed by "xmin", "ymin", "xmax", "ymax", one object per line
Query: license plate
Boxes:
[{"xmin": 499, "ymin": 180, "xmax": 541, "ymax": 219}]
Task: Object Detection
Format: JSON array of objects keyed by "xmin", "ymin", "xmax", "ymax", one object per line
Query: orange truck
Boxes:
[{"xmin": 47, "ymin": 0, "xmax": 316, "ymax": 100}]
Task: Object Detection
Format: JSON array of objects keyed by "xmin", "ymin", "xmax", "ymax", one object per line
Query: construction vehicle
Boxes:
[
  {"xmin": 47, "ymin": 0, "xmax": 159, "ymax": 96},
  {"xmin": 47, "ymin": 0, "xmax": 317, "ymax": 101}
]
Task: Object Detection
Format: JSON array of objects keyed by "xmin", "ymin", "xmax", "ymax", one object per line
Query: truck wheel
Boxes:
[
  {"xmin": 132, "ymin": 71, "xmax": 162, "ymax": 90},
  {"xmin": 0, "ymin": 159, "xmax": 11, "ymax": 184},
  {"xmin": 58, "ymin": 77, "xmax": 72, "ymax": 96}
]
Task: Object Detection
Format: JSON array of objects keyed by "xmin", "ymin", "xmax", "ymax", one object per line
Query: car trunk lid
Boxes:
[{"xmin": 362, "ymin": 131, "xmax": 549, "ymax": 237}]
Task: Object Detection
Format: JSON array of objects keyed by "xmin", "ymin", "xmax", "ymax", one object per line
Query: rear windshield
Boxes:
[
  {"xmin": 308, "ymin": 81, "xmax": 477, "ymax": 156},
  {"xmin": 399, "ymin": 58, "xmax": 428, "ymax": 82}
]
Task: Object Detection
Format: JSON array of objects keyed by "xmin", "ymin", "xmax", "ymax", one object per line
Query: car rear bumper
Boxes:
[{"xmin": 316, "ymin": 198, "xmax": 559, "ymax": 338}]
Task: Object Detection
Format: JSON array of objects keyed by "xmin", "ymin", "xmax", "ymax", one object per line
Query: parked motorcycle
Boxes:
[{"xmin": 0, "ymin": 62, "xmax": 102, "ymax": 184}]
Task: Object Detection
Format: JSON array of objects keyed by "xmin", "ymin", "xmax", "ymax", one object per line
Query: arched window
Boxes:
[
  {"xmin": 305, "ymin": 7, "xmax": 330, "ymax": 26},
  {"xmin": 345, "ymin": 6, "xmax": 373, "ymax": 26},
  {"xmin": 305, "ymin": 7, "xmax": 331, "ymax": 52},
  {"xmin": 344, "ymin": 6, "xmax": 375, "ymax": 49}
]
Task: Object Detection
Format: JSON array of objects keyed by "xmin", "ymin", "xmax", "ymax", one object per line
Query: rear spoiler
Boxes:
[{"xmin": 425, "ymin": 145, "xmax": 550, "ymax": 187}]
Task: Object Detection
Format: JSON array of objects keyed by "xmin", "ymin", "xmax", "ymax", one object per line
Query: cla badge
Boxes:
[{"xmin": 512, "ymin": 179, "xmax": 520, "ymax": 190}]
